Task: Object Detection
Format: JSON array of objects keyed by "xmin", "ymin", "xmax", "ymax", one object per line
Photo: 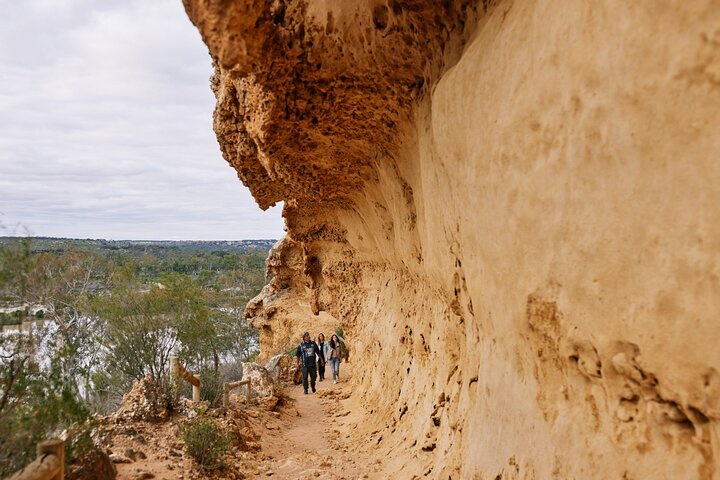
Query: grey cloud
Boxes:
[{"xmin": 0, "ymin": 0, "xmax": 283, "ymax": 240}]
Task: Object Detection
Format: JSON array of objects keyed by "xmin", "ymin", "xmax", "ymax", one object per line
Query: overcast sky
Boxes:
[{"xmin": 0, "ymin": 0, "xmax": 284, "ymax": 240}]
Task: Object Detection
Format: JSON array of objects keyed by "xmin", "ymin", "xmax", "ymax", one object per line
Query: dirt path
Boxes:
[
  {"xmin": 108, "ymin": 363, "xmax": 380, "ymax": 480},
  {"xmin": 247, "ymin": 363, "xmax": 379, "ymax": 480}
]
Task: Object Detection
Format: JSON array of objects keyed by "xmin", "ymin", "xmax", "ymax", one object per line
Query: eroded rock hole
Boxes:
[
  {"xmin": 325, "ymin": 11, "xmax": 335, "ymax": 34},
  {"xmin": 272, "ymin": 2, "xmax": 286, "ymax": 25},
  {"xmin": 372, "ymin": 5, "xmax": 389, "ymax": 30},
  {"xmin": 389, "ymin": 0, "xmax": 402, "ymax": 15}
]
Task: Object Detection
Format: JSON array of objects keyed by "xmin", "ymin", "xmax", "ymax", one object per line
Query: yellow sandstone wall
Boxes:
[{"xmin": 185, "ymin": 0, "xmax": 720, "ymax": 478}]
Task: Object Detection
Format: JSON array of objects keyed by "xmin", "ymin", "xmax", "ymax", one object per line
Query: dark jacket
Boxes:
[{"xmin": 296, "ymin": 340, "xmax": 322, "ymax": 367}]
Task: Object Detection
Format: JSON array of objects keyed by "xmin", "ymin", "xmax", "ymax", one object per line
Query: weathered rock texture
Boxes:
[
  {"xmin": 185, "ymin": 0, "xmax": 720, "ymax": 478},
  {"xmin": 265, "ymin": 354, "xmax": 297, "ymax": 384},
  {"xmin": 245, "ymin": 237, "xmax": 340, "ymax": 360},
  {"xmin": 67, "ymin": 446, "xmax": 116, "ymax": 480},
  {"xmin": 115, "ymin": 376, "xmax": 167, "ymax": 422},
  {"xmin": 241, "ymin": 362, "xmax": 279, "ymax": 398}
]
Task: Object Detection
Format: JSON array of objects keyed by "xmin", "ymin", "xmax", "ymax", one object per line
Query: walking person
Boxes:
[
  {"xmin": 317, "ymin": 333, "xmax": 327, "ymax": 381},
  {"xmin": 295, "ymin": 331, "xmax": 323, "ymax": 394},
  {"xmin": 328, "ymin": 334, "xmax": 342, "ymax": 384}
]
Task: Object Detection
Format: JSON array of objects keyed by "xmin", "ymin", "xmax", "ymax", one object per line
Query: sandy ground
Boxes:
[
  {"xmin": 111, "ymin": 363, "xmax": 380, "ymax": 480},
  {"xmin": 248, "ymin": 363, "xmax": 380, "ymax": 480}
]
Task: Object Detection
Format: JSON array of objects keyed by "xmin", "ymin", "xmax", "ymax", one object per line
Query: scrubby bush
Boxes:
[
  {"xmin": 219, "ymin": 359, "xmax": 244, "ymax": 384},
  {"xmin": 335, "ymin": 327, "xmax": 350, "ymax": 361},
  {"xmin": 197, "ymin": 367, "xmax": 224, "ymax": 407},
  {"xmin": 0, "ymin": 312, "xmax": 19, "ymax": 325},
  {"xmin": 181, "ymin": 417, "xmax": 231, "ymax": 469},
  {"xmin": 0, "ymin": 326, "xmax": 91, "ymax": 477}
]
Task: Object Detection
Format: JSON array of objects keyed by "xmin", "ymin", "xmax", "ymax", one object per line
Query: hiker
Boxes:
[
  {"xmin": 317, "ymin": 332, "xmax": 327, "ymax": 381},
  {"xmin": 328, "ymin": 334, "xmax": 342, "ymax": 384},
  {"xmin": 295, "ymin": 331, "xmax": 323, "ymax": 394}
]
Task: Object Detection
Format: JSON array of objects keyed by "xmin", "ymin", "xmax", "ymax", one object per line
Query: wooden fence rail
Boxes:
[
  {"xmin": 223, "ymin": 379, "xmax": 251, "ymax": 409},
  {"xmin": 170, "ymin": 356, "xmax": 251, "ymax": 409},
  {"xmin": 8, "ymin": 439, "xmax": 64, "ymax": 480},
  {"xmin": 171, "ymin": 356, "xmax": 201, "ymax": 403}
]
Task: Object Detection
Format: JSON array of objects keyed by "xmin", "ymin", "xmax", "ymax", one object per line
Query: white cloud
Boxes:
[{"xmin": 0, "ymin": 0, "xmax": 284, "ymax": 240}]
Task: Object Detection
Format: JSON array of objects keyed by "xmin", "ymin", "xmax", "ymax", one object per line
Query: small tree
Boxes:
[
  {"xmin": 92, "ymin": 270, "xmax": 239, "ymax": 404},
  {"xmin": 92, "ymin": 271, "xmax": 201, "ymax": 392}
]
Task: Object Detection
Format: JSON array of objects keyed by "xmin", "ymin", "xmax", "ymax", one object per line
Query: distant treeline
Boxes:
[
  {"xmin": 0, "ymin": 236, "xmax": 275, "ymax": 253},
  {"xmin": 0, "ymin": 236, "xmax": 274, "ymax": 291}
]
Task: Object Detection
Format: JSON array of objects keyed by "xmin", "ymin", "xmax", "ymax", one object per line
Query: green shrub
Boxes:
[
  {"xmin": 65, "ymin": 421, "xmax": 97, "ymax": 465},
  {"xmin": 335, "ymin": 327, "xmax": 349, "ymax": 361},
  {"xmin": 197, "ymin": 367, "xmax": 223, "ymax": 408},
  {"xmin": 181, "ymin": 417, "xmax": 231, "ymax": 469},
  {"xmin": 0, "ymin": 312, "xmax": 21, "ymax": 325},
  {"xmin": 0, "ymin": 327, "xmax": 90, "ymax": 477}
]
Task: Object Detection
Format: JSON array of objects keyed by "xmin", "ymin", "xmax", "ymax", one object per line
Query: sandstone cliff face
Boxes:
[
  {"xmin": 244, "ymin": 237, "xmax": 342, "ymax": 359},
  {"xmin": 185, "ymin": 1, "xmax": 720, "ymax": 478}
]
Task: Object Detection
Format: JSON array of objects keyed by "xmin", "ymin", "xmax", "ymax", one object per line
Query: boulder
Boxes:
[
  {"xmin": 68, "ymin": 446, "xmax": 117, "ymax": 480},
  {"xmin": 114, "ymin": 375, "xmax": 167, "ymax": 421},
  {"xmin": 109, "ymin": 454, "xmax": 133, "ymax": 464},
  {"xmin": 241, "ymin": 362, "xmax": 277, "ymax": 398},
  {"xmin": 265, "ymin": 354, "xmax": 296, "ymax": 383}
]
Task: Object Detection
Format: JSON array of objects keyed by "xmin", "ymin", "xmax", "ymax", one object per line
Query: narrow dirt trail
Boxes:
[
  {"xmin": 248, "ymin": 363, "xmax": 380, "ymax": 480},
  {"xmin": 108, "ymin": 363, "xmax": 382, "ymax": 480}
]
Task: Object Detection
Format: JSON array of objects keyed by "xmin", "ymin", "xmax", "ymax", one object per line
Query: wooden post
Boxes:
[
  {"xmin": 170, "ymin": 355, "xmax": 180, "ymax": 405},
  {"xmin": 8, "ymin": 438, "xmax": 64, "ymax": 480},
  {"xmin": 192, "ymin": 375, "xmax": 201, "ymax": 403},
  {"xmin": 222, "ymin": 380, "xmax": 250, "ymax": 409},
  {"xmin": 223, "ymin": 382, "xmax": 230, "ymax": 408},
  {"xmin": 38, "ymin": 439, "xmax": 63, "ymax": 480},
  {"xmin": 171, "ymin": 356, "xmax": 201, "ymax": 403}
]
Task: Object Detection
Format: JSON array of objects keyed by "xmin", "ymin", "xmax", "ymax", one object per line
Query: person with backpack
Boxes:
[{"xmin": 295, "ymin": 331, "xmax": 323, "ymax": 394}]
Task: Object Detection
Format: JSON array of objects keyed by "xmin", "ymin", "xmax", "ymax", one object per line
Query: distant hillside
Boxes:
[{"xmin": 0, "ymin": 237, "xmax": 277, "ymax": 254}]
